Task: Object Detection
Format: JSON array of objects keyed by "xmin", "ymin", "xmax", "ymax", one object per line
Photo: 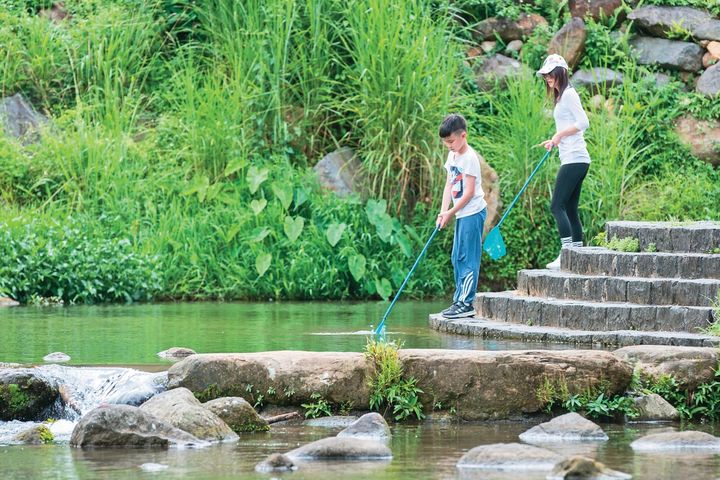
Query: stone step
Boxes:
[
  {"xmin": 475, "ymin": 291, "xmax": 716, "ymax": 333},
  {"xmin": 561, "ymin": 247, "xmax": 720, "ymax": 280},
  {"xmin": 429, "ymin": 315, "xmax": 720, "ymax": 348},
  {"xmin": 517, "ymin": 269, "xmax": 720, "ymax": 307},
  {"xmin": 605, "ymin": 221, "xmax": 720, "ymax": 254}
]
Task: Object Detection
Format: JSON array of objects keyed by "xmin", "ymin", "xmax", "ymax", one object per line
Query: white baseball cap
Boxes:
[{"xmin": 536, "ymin": 54, "xmax": 569, "ymax": 76}]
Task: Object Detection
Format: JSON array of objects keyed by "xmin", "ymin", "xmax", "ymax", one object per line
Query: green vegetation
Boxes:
[
  {"xmin": 0, "ymin": 384, "xmax": 31, "ymax": 417},
  {"xmin": 593, "ymin": 233, "xmax": 641, "ymax": 253},
  {"xmin": 301, "ymin": 393, "xmax": 333, "ymax": 419},
  {"xmin": 643, "ymin": 370, "xmax": 720, "ymax": 421},
  {"xmin": 536, "ymin": 375, "xmax": 637, "ymax": 420},
  {"xmin": 365, "ymin": 339, "xmax": 424, "ymax": 421},
  {"xmin": 37, "ymin": 425, "xmax": 54, "ymax": 444},
  {"xmin": 0, "ymin": 0, "xmax": 718, "ymax": 302}
]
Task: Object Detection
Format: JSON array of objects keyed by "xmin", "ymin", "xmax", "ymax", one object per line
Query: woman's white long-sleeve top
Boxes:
[{"xmin": 554, "ymin": 86, "xmax": 591, "ymax": 165}]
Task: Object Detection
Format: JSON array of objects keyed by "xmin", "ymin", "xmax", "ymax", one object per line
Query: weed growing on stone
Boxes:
[
  {"xmin": 704, "ymin": 294, "xmax": 720, "ymax": 336},
  {"xmin": 38, "ymin": 425, "xmax": 54, "ymax": 444},
  {"xmin": 606, "ymin": 236, "xmax": 641, "ymax": 253},
  {"xmin": 635, "ymin": 367, "xmax": 720, "ymax": 421},
  {"xmin": 536, "ymin": 375, "xmax": 638, "ymax": 420},
  {"xmin": 365, "ymin": 339, "xmax": 424, "ymax": 421},
  {"xmin": 645, "ymin": 243, "xmax": 658, "ymax": 253},
  {"xmin": 301, "ymin": 393, "xmax": 332, "ymax": 419}
]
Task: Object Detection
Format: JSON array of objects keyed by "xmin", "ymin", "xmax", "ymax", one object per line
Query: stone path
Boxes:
[{"xmin": 431, "ymin": 221, "xmax": 720, "ymax": 347}]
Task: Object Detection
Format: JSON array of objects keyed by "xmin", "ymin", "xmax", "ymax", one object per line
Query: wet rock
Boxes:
[
  {"xmin": 13, "ymin": 424, "xmax": 53, "ymax": 444},
  {"xmin": 0, "ymin": 94, "xmax": 48, "ymax": 143},
  {"xmin": 613, "ymin": 345, "xmax": 719, "ymax": 390},
  {"xmin": 139, "ymin": 387, "xmax": 238, "ymax": 442},
  {"xmin": 43, "ymin": 352, "xmax": 71, "ymax": 363},
  {"xmin": 255, "ymin": 453, "xmax": 297, "ymax": 472},
  {"xmin": 70, "ymin": 404, "xmax": 202, "ymax": 448},
  {"xmin": 286, "ymin": 436, "xmax": 392, "ymax": 460},
  {"xmin": 167, "ymin": 352, "xmax": 372, "ymax": 409},
  {"xmin": 571, "ymin": 68, "xmax": 624, "ymax": 92},
  {"xmin": 697, "ymin": 64, "xmax": 720, "ymax": 98},
  {"xmin": 630, "ymin": 37, "xmax": 704, "ymax": 72},
  {"xmin": 456, "ymin": 442, "xmax": 563, "ymax": 470},
  {"xmin": 675, "ymin": 115, "xmax": 720, "ymax": 165},
  {"xmin": 630, "ymin": 430, "xmax": 720, "ymax": 452},
  {"xmin": 157, "ymin": 347, "xmax": 197, "ymax": 360},
  {"xmin": 203, "ymin": 396, "xmax": 268, "ymax": 433},
  {"xmin": 519, "ymin": 412, "xmax": 609, "ymax": 443},
  {"xmin": 548, "ymin": 18, "xmax": 587, "ymax": 70},
  {"xmin": 337, "ymin": 412, "xmax": 390, "ymax": 440},
  {"xmin": 473, "ymin": 13, "xmax": 548, "ymax": 42},
  {"xmin": 569, "ymin": 0, "xmax": 623, "ymax": 21},
  {"xmin": 0, "ymin": 368, "xmax": 59, "ymax": 421},
  {"xmin": 547, "ymin": 455, "xmax": 631, "ymax": 479},
  {"xmin": 473, "ymin": 54, "xmax": 530, "ymax": 91},
  {"xmin": 303, "ymin": 415, "xmax": 358, "ymax": 428},
  {"xmin": 632, "ymin": 393, "xmax": 679, "ymax": 422},
  {"xmin": 628, "ymin": 6, "xmax": 720, "ymax": 41},
  {"xmin": 313, "ymin": 147, "xmax": 363, "ymax": 198},
  {"xmin": 0, "ymin": 297, "xmax": 19, "ymax": 307}
]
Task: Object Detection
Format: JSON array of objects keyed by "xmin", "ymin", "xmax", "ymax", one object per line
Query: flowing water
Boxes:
[{"xmin": 2, "ymin": 302, "xmax": 719, "ymax": 479}]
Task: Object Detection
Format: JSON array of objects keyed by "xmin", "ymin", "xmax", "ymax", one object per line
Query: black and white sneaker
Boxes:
[{"xmin": 441, "ymin": 302, "xmax": 475, "ymax": 319}]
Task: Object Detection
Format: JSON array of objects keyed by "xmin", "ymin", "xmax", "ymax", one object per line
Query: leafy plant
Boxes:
[
  {"xmin": 605, "ymin": 236, "xmax": 640, "ymax": 253},
  {"xmin": 301, "ymin": 393, "xmax": 333, "ymax": 418}
]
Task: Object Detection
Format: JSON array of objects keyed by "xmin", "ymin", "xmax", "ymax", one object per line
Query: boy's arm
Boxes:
[{"xmin": 437, "ymin": 174, "xmax": 476, "ymax": 229}]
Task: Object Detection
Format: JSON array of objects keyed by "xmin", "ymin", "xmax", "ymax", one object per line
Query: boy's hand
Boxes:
[{"xmin": 437, "ymin": 211, "xmax": 453, "ymax": 229}]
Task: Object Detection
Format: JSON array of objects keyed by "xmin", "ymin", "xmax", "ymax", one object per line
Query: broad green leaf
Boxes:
[
  {"xmin": 249, "ymin": 227, "xmax": 270, "ymax": 242},
  {"xmin": 250, "ymin": 199, "xmax": 267, "ymax": 215},
  {"xmin": 365, "ymin": 199, "xmax": 388, "ymax": 225},
  {"xmin": 348, "ymin": 254, "xmax": 366, "ymax": 282},
  {"xmin": 325, "ymin": 223, "xmax": 346, "ymax": 247},
  {"xmin": 375, "ymin": 216, "xmax": 394, "ymax": 243},
  {"xmin": 246, "ymin": 166, "xmax": 269, "ymax": 194},
  {"xmin": 225, "ymin": 224, "xmax": 242, "ymax": 243},
  {"xmin": 272, "ymin": 182, "xmax": 294, "ymax": 210},
  {"xmin": 224, "ymin": 156, "xmax": 248, "ymax": 177},
  {"xmin": 395, "ymin": 232, "xmax": 413, "ymax": 257},
  {"xmin": 205, "ymin": 182, "xmax": 223, "ymax": 202},
  {"xmin": 295, "ymin": 187, "xmax": 309, "ymax": 209},
  {"xmin": 375, "ymin": 277, "xmax": 392, "ymax": 301},
  {"xmin": 255, "ymin": 252, "xmax": 271, "ymax": 277},
  {"xmin": 283, "ymin": 216, "xmax": 304, "ymax": 242},
  {"xmin": 181, "ymin": 175, "xmax": 209, "ymax": 202}
]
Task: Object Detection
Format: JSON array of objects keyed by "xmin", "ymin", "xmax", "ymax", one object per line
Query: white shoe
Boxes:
[{"xmin": 546, "ymin": 253, "xmax": 561, "ymax": 270}]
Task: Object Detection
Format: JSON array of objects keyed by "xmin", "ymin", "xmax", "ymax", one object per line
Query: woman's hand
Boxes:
[
  {"xmin": 541, "ymin": 133, "xmax": 562, "ymax": 151},
  {"xmin": 436, "ymin": 211, "xmax": 453, "ymax": 229}
]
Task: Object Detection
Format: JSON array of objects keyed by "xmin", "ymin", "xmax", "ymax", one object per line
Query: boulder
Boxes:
[
  {"xmin": 255, "ymin": 453, "xmax": 296, "ymax": 473},
  {"xmin": 519, "ymin": 412, "xmax": 608, "ymax": 443},
  {"xmin": 632, "ymin": 393, "xmax": 679, "ymax": 422},
  {"xmin": 303, "ymin": 416, "xmax": 358, "ymax": 428},
  {"xmin": 569, "ymin": 0, "xmax": 624, "ymax": 21},
  {"xmin": 613, "ymin": 345, "xmax": 719, "ymax": 390},
  {"xmin": 157, "ymin": 347, "xmax": 197, "ymax": 360},
  {"xmin": 630, "ymin": 36, "xmax": 704, "ymax": 72},
  {"xmin": 337, "ymin": 412, "xmax": 390, "ymax": 440},
  {"xmin": 704, "ymin": 52, "xmax": 718, "ymax": 69},
  {"xmin": 399, "ymin": 349, "xmax": 632, "ymax": 421},
  {"xmin": 479, "ymin": 156, "xmax": 501, "ymax": 234},
  {"xmin": 548, "ymin": 18, "xmax": 587, "ymax": 70},
  {"xmin": 139, "ymin": 388, "xmax": 238, "ymax": 442},
  {"xmin": 203, "ymin": 396, "xmax": 268, "ymax": 433},
  {"xmin": 708, "ymin": 41, "xmax": 720, "ymax": 61},
  {"xmin": 0, "ymin": 297, "xmax": 19, "ymax": 307},
  {"xmin": 628, "ymin": 6, "xmax": 720, "ymax": 41},
  {"xmin": 473, "ymin": 54, "xmax": 529, "ymax": 91},
  {"xmin": 70, "ymin": 404, "xmax": 202, "ymax": 448},
  {"xmin": 43, "ymin": 352, "xmax": 71, "ymax": 363},
  {"xmin": 313, "ymin": 147, "xmax": 363, "ymax": 198},
  {"xmin": 630, "ymin": 430, "xmax": 720, "ymax": 452},
  {"xmin": 0, "ymin": 94, "xmax": 48, "ymax": 143},
  {"xmin": 697, "ymin": 63, "xmax": 720, "ymax": 98},
  {"xmin": 674, "ymin": 115, "xmax": 720, "ymax": 165},
  {"xmin": 456, "ymin": 442, "xmax": 563, "ymax": 470},
  {"xmin": 13, "ymin": 424, "xmax": 53, "ymax": 444},
  {"xmin": 286, "ymin": 436, "xmax": 392, "ymax": 460},
  {"xmin": 505, "ymin": 39, "xmax": 523, "ymax": 55},
  {"xmin": 547, "ymin": 455, "xmax": 631, "ymax": 479},
  {"xmin": 473, "ymin": 13, "xmax": 548, "ymax": 42},
  {"xmin": 0, "ymin": 368, "xmax": 59, "ymax": 421},
  {"xmin": 167, "ymin": 352, "xmax": 372, "ymax": 408},
  {"xmin": 571, "ymin": 68, "xmax": 624, "ymax": 92},
  {"xmin": 39, "ymin": 3, "xmax": 70, "ymax": 22},
  {"xmin": 480, "ymin": 40, "xmax": 497, "ymax": 54}
]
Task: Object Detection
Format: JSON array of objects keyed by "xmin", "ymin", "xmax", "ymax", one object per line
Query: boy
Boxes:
[{"xmin": 436, "ymin": 114, "xmax": 487, "ymax": 319}]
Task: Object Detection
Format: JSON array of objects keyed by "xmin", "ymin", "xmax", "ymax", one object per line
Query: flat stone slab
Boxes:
[
  {"xmin": 456, "ymin": 442, "xmax": 563, "ymax": 470},
  {"xmin": 605, "ymin": 221, "xmax": 720, "ymax": 254},
  {"xmin": 562, "ymin": 247, "xmax": 720, "ymax": 280},
  {"xmin": 303, "ymin": 416, "xmax": 358, "ymax": 428},
  {"xmin": 517, "ymin": 269, "xmax": 720, "ymax": 307},
  {"xmin": 631, "ymin": 431, "xmax": 720, "ymax": 452},
  {"xmin": 429, "ymin": 315, "xmax": 720, "ymax": 348},
  {"xmin": 286, "ymin": 437, "xmax": 392, "ymax": 460},
  {"xmin": 475, "ymin": 291, "xmax": 714, "ymax": 333},
  {"xmin": 614, "ymin": 345, "xmax": 719, "ymax": 390},
  {"xmin": 519, "ymin": 412, "xmax": 608, "ymax": 443}
]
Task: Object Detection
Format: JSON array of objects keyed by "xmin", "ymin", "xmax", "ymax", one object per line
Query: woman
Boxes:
[{"xmin": 537, "ymin": 54, "xmax": 590, "ymax": 269}]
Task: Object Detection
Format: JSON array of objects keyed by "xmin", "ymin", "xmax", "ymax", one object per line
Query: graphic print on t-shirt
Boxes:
[{"xmin": 450, "ymin": 165, "xmax": 463, "ymax": 199}]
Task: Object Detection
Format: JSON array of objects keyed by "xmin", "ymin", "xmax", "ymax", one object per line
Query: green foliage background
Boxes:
[{"xmin": 0, "ymin": 0, "xmax": 718, "ymax": 303}]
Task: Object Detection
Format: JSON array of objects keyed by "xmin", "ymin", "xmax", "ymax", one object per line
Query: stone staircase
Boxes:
[{"xmin": 430, "ymin": 221, "xmax": 720, "ymax": 347}]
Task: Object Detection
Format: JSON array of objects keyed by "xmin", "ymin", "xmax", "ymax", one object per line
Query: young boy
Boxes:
[{"xmin": 436, "ymin": 114, "xmax": 487, "ymax": 319}]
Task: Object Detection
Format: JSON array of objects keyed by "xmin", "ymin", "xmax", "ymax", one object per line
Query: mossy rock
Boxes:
[
  {"xmin": 0, "ymin": 370, "xmax": 59, "ymax": 421},
  {"xmin": 203, "ymin": 397, "xmax": 269, "ymax": 434}
]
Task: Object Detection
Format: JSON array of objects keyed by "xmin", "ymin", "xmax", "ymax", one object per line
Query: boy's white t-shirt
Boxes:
[{"xmin": 444, "ymin": 146, "xmax": 487, "ymax": 219}]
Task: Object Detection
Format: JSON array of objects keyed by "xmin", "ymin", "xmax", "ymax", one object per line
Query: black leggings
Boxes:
[{"xmin": 551, "ymin": 162, "xmax": 589, "ymax": 242}]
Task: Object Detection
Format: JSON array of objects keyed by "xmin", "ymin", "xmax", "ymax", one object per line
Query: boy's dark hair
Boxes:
[{"xmin": 438, "ymin": 114, "xmax": 467, "ymax": 138}]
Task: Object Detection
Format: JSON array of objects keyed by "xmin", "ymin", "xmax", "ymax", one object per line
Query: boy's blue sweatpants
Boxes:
[{"xmin": 452, "ymin": 208, "xmax": 486, "ymax": 305}]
